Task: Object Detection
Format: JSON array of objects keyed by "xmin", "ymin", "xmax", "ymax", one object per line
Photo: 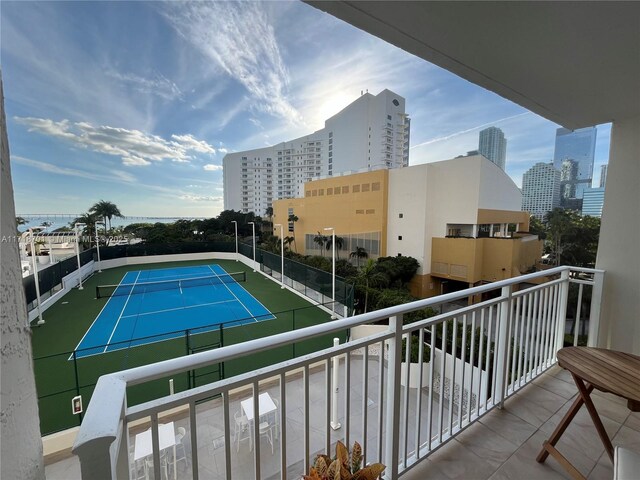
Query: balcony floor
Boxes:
[{"xmin": 45, "ymin": 365, "xmax": 640, "ymax": 480}]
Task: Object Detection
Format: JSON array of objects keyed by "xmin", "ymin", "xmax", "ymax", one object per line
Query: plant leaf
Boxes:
[
  {"xmin": 353, "ymin": 463, "xmax": 386, "ymax": 480},
  {"xmin": 351, "ymin": 441, "xmax": 362, "ymax": 472},
  {"xmin": 336, "ymin": 441, "xmax": 349, "ymax": 468}
]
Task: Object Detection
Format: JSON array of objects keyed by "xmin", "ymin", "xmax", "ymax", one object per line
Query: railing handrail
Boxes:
[
  {"xmin": 73, "ymin": 265, "xmax": 604, "ymax": 479},
  {"xmin": 99, "ymin": 265, "xmax": 582, "ymax": 387}
]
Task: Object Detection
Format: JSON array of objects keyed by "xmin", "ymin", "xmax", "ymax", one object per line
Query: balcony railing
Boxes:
[{"xmin": 72, "ymin": 266, "xmax": 603, "ymax": 479}]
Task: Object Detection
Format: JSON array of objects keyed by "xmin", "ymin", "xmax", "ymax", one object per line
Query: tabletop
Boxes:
[
  {"xmin": 557, "ymin": 347, "xmax": 640, "ymax": 411},
  {"xmin": 134, "ymin": 422, "xmax": 177, "ymax": 461},
  {"xmin": 241, "ymin": 392, "xmax": 277, "ymax": 422}
]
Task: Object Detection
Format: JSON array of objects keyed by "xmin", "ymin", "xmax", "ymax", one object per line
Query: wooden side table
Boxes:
[{"xmin": 536, "ymin": 347, "xmax": 640, "ymax": 480}]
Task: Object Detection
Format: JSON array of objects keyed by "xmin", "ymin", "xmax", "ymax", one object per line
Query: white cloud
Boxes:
[
  {"xmin": 218, "ymin": 147, "xmax": 229, "ymax": 154},
  {"xmin": 13, "ymin": 155, "xmax": 136, "ymax": 183},
  {"xmin": 14, "ymin": 117, "xmax": 216, "ymax": 166},
  {"xmin": 172, "ymin": 134, "xmax": 216, "ymax": 154},
  {"xmin": 179, "ymin": 194, "xmax": 221, "ymax": 202},
  {"xmin": 161, "ymin": 2, "xmax": 302, "ymax": 125},
  {"xmin": 203, "ymin": 164, "xmax": 223, "ymax": 171},
  {"xmin": 106, "ymin": 70, "xmax": 183, "ymax": 101}
]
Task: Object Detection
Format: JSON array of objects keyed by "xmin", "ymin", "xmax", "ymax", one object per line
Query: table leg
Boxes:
[
  {"xmin": 571, "ymin": 373, "xmax": 614, "ymax": 462},
  {"xmin": 536, "ymin": 383, "xmax": 594, "ymax": 463}
]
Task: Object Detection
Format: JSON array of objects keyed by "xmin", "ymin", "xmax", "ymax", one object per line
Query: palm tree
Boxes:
[
  {"xmin": 349, "ymin": 246, "xmax": 369, "ymax": 267},
  {"xmin": 90, "ymin": 200, "xmax": 123, "ymax": 232},
  {"xmin": 283, "ymin": 235, "xmax": 295, "ymax": 252},
  {"xmin": 15, "ymin": 216, "xmax": 28, "ymax": 228},
  {"xmin": 70, "ymin": 213, "xmax": 99, "ymax": 243},
  {"xmin": 287, "ymin": 213, "xmax": 299, "ymax": 253},
  {"xmin": 313, "ymin": 231, "xmax": 328, "ymax": 256},
  {"xmin": 355, "ymin": 258, "xmax": 386, "ymax": 313},
  {"xmin": 326, "ymin": 235, "xmax": 344, "ymax": 259}
]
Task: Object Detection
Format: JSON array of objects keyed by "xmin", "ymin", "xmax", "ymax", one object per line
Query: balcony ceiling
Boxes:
[{"xmin": 307, "ymin": 1, "xmax": 640, "ymax": 130}]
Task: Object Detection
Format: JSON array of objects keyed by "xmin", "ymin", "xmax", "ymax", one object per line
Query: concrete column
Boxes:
[
  {"xmin": 595, "ymin": 115, "xmax": 640, "ymax": 354},
  {"xmin": 0, "ymin": 78, "xmax": 45, "ymax": 478}
]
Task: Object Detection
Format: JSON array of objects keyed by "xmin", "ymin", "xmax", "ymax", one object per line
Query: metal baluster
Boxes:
[
  {"xmin": 280, "ymin": 373, "xmax": 287, "ymax": 480},
  {"xmin": 362, "ymin": 346, "xmax": 369, "ymax": 466},
  {"xmin": 189, "ymin": 401, "xmax": 199, "ymax": 480}
]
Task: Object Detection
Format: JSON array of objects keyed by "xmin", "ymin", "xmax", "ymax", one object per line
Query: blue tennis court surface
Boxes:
[{"xmin": 74, "ymin": 264, "xmax": 274, "ymax": 358}]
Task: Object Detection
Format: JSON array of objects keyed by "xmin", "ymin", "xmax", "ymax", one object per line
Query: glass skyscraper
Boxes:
[
  {"xmin": 552, "ymin": 126, "xmax": 597, "ymax": 200},
  {"xmin": 478, "ymin": 126, "xmax": 507, "ymax": 171}
]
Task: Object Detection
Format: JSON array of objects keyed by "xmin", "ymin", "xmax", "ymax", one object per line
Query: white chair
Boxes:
[
  {"xmin": 258, "ymin": 421, "xmax": 274, "ymax": 455},
  {"xmin": 271, "ymin": 397, "xmax": 280, "ymax": 440},
  {"xmin": 234, "ymin": 410, "xmax": 251, "ymax": 452},
  {"xmin": 171, "ymin": 426, "xmax": 188, "ymax": 474},
  {"xmin": 144, "ymin": 450, "xmax": 169, "ymax": 480}
]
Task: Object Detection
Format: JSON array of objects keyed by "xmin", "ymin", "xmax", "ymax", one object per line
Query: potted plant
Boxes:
[
  {"xmin": 304, "ymin": 440, "xmax": 385, "ymax": 480},
  {"xmin": 400, "ymin": 333, "xmax": 431, "ymax": 389}
]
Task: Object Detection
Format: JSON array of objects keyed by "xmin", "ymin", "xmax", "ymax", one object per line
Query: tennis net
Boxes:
[{"xmin": 96, "ymin": 271, "xmax": 247, "ymax": 299}]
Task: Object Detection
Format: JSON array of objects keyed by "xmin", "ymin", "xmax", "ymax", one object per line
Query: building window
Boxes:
[
  {"xmin": 399, "ymin": 213, "xmax": 403, "ymax": 218},
  {"xmin": 353, "ymin": 184, "xmax": 360, "ymax": 193},
  {"xmin": 398, "ymin": 236, "xmax": 403, "ymax": 240},
  {"xmin": 366, "ymin": 209, "xmax": 375, "ymax": 214},
  {"xmin": 356, "ymin": 209, "xmax": 364, "ymax": 214},
  {"xmin": 387, "ymin": 114, "xmax": 392, "ymax": 120},
  {"xmin": 362, "ymin": 183, "xmax": 370, "ymax": 192},
  {"xmin": 372, "ymin": 182, "xmax": 380, "ymax": 191},
  {"xmin": 342, "ymin": 186, "xmax": 349, "ymax": 194}
]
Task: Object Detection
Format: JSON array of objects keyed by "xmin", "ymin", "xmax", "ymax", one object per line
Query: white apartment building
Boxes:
[
  {"xmin": 223, "ymin": 89, "xmax": 409, "ymax": 215},
  {"xmin": 521, "ymin": 162, "xmax": 561, "ymax": 219}
]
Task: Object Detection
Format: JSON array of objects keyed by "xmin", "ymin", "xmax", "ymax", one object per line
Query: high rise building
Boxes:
[
  {"xmin": 223, "ymin": 89, "xmax": 410, "ymax": 215},
  {"xmin": 600, "ymin": 164, "xmax": 608, "ymax": 187},
  {"xmin": 582, "ymin": 187, "xmax": 605, "ymax": 217},
  {"xmin": 521, "ymin": 162, "xmax": 561, "ymax": 220},
  {"xmin": 552, "ymin": 126, "xmax": 597, "ymax": 200},
  {"xmin": 478, "ymin": 126, "xmax": 507, "ymax": 170}
]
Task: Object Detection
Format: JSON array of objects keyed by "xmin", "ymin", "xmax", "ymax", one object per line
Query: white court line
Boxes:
[
  {"xmin": 211, "ymin": 265, "xmax": 275, "ymax": 322},
  {"xmin": 71, "ymin": 270, "xmax": 135, "ymax": 359},
  {"xmin": 103, "ymin": 271, "xmax": 142, "ymax": 353},
  {"xmin": 207, "ymin": 265, "xmax": 255, "ymax": 319},
  {"xmin": 120, "ymin": 298, "xmax": 237, "ymax": 319}
]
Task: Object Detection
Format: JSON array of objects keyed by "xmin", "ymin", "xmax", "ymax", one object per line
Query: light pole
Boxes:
[
  {"xmin": 324, "ymin": 227, "xmax": 336, "ymax": 319},
  {"xmin": 231, "ymin": 220, "xmax": 238, "ymax": 261},
  {"xmin": 74, "ymin": 223, "xmax": 86, "ymax": 290},
  {"xmin": 248, "ymin": 221, "xmax": 256, "ymax": 272},
  {"xmin": 95, "ymin": 221, "xmax": 104, "ymax": 273},
  {"xmin": 274, "ymin": 223, "xmax": 285, "ymax": 289},
  {"xmin": 28, "ymin": 226, "xmax": 46, "ymax": 326}
]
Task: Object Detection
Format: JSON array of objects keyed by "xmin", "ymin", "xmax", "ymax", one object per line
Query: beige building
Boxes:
[{"xmin": 273, "ymin": 155, "xmax": 542, "ymax": 298}]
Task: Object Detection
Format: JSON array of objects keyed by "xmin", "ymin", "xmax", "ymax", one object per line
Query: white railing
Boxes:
[{"xmin": 72, "ymin": 266, "xmax": 604, "ymax": 480}]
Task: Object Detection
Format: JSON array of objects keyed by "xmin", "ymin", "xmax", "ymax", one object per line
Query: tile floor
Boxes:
[{"xmin": 45, "ymin": 364, "xmax": 640, "ymax": 479}]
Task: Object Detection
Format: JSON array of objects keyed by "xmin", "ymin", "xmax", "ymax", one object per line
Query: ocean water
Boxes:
[{"xmin": 16, "ymin": 215, "xmax": 198, "ymax": 233}]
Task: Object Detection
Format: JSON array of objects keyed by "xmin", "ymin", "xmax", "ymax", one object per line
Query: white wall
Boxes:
[
  {"xmin": 387, "ymin": 156, "xmax": 523, "ymax": 276},
  {"xmin": 595, "ymin": 115, "xmax": 640, "ymax": 354},
  {"xmin": 387, "ymin": 165, "xmax": 429, "ymax": 272},
  {"xmin": 0, "ymin": 79, "xmax": 45, "ymax": 479}
]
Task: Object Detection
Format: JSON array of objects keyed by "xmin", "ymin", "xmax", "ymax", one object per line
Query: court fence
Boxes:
[
  {"xmin": 34, "ymin": 300, "xmax": 347, "ymax": 436},
  {"xmin": 24, "ymin": 241, "xmax": 354, "ymax": 315},
  {"xmin": 29, "ymin": 241, "xmax": 354, "ymax": 436}
]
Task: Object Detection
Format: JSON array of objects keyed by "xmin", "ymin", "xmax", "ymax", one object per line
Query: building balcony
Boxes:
[{"xmin": 66, "ymin": 266, "xmax": 619, "ymax": 480}]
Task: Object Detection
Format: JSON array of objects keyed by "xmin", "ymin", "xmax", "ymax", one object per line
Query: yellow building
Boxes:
[
  {"xmin": 273, "ymin": 155, "xmax": 542, "ymax": 298},
  {"xmin": 272, "ymin": 169, "xmax": 389, "ymax": 259}
]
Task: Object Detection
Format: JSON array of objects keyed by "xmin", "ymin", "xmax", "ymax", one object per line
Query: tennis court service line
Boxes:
[
  {"xmin": 119, "ymin": 298, "xmax": 237, "ymax": 319},
  {"xmin": 207, "ymin": 265, "xmax": 254, "ymax": 320},
  {"xmin": 103, "ymin": 271, "xmax": 142, "ymax": 353}
]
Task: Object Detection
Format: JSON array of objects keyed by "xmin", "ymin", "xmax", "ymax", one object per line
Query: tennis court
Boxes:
[{"xmin": 74, "ymin": 264, "xmax": 274, "ymax": 358}]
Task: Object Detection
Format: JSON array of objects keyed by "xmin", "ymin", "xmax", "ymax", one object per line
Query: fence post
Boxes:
[
  {"xmin": 555, "ymin": 269, "xmax": 571, "ymax": 355},
  {"xmin": 185, "ymin": 330, "xmax": 191, "ymax": 389},
  {"xmin": 495, "ymin": 285, "xmax": 513, "ymax": 409},
  {"xmin": 587, "ymin": 270, "xmax": 604, "ymax": 347},
  {"xmin": 72, "ymin": 350, "xmax": 83, "ymax": 424},
  {"xmin": 384, "ymin": 314, "xmax": 403, "ymax": 479}
]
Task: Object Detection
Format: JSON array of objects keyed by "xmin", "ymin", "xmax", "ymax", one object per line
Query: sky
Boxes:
[{"xmin": 1, "ymin": 1, "xmax": 611, "ymax": 218}]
